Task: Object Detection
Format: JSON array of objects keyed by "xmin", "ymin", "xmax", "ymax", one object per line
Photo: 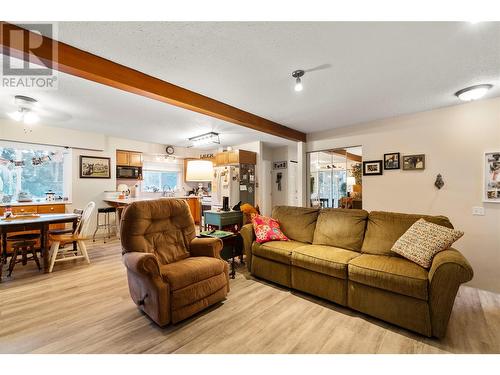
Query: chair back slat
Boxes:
[{"xmin": 76, "ymin": 202, "xmax": 96, "ymax": 238}]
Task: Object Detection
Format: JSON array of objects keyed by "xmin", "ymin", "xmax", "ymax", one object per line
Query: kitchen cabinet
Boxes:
[
  {"xmin": 11, "ymin": 205, "xmax": 38, "ymax": 215},
  {"xmin": 214, "ymin": 150, "xmax": 256, "ymax": 166},
  {"xmin": 116, "ymin": 150, "xmax": 143, "ymax": 167},
  {"xmin": 215, "ymin": 152, "xmax": 228, "ymax": 165},
  {"xmin": 116, "ymin": 151, "xmax": 129, "ymax": 166},
  {"xmin": 0, "ymin": 203, "xmax": 69, "ymax": 252},
  {"xmin": 37, "ymin": 204, "xmax": 66, "ymax": 214},
  {"xmin": 186, "ymin": 198, "xmax": 201, "ymax": 224},
  {"xmin": 129, "ymin": 152, "xmax": 143, "ymax": 167}
]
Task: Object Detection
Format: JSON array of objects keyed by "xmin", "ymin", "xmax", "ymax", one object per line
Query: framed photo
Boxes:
[
  {"xmin": 384, "ymin": 152, "xmax": 400, "ymax": 170},
  {"xmin": 80, "ymin": 155, "xmax": 111, "ymax": 179},
  {"xmin": 403, "ymin": 154, "xmax": 425, "ymax": 170},
  {"xmin": 273, "ymin": 161, "xmax": 288, "ymax": 170},
  {"xmin": 362, "ymin": 160, "xmax": 383, "ymax": 176},
  {"xmin": 484, "ymin": 152, "xmax": 500, "ymax": 203}
]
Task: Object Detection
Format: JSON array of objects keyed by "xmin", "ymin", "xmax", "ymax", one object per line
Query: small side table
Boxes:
[
  {"xmin": 204, "ymin": 210, "xmax": 243, "ymax": 232},
  {"xmin": 199, "ymin": 230, "xmax": 243, "ymax": 279}
]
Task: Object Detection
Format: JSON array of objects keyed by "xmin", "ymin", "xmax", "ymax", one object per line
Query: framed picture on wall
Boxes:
[
  {"xmin": 402, "ymin": 154, "xmax": 425, "ymax": 170},
  {"xmin": 80, "ymin": 155, "xmax": 111, "ymax": 179},
  {"xmin": 362, "ymin": 160, "xmax": 383, "ymax": 176},
  {"xmin": 484, "ymin": 152, "xmax": 500, "ymax": 203},
  {"xmin": 384, "ymin": 152, "xmax": 400, "ymax": 170}
]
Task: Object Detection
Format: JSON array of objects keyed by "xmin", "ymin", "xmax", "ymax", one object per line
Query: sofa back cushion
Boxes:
[
  {"xmin": 120, "ymin": 198, "xmax": 195, "ymax": 264},
  {"xmin": 361, "ymin": 211, "xmax": 454, "ymax": 256},
  {"xmin": 313, "ymin": 208, "xmax": 368, "ymax": 251},
  {"xmin": 271, "ymin": 206, "xmax": 319, "ymax": 243}
]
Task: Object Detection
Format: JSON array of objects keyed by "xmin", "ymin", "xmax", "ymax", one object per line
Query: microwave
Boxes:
[{"xmin": 117, "ymin": 166, "xmax": 142, "ymax": 179}]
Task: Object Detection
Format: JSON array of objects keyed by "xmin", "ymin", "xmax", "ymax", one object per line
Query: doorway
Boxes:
[{"xmin": 307, "ymin": 146, "xmax": 362, "ymax": 209}]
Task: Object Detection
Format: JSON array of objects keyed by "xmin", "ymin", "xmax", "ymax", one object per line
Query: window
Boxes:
[
  {"xmin": 0, "ymin": 144, "xmax": 69, "ymax": 201},
  {"xmin": 142, "ymin": 170, "xmax": 180, "ymax": 192}
]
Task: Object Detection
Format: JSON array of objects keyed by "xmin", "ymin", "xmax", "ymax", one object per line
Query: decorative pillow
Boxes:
[
  {"xmin": 251, "ymin": 214, "xmax": 289, "ymax": 244},
  {"xmin": 391, "ymin": 219, "xmax": 464, "ymax": 268}
]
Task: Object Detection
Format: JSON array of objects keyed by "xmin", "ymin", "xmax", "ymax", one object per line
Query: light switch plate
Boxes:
[{"xmin": 472, "ymin": 206, "xmax": 485, "ymax": 216}]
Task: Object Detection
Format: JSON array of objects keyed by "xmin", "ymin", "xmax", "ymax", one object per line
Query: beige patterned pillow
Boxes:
[{"xmin": 391, "ymin": 219, "xmax": 464, "ymax": 268}]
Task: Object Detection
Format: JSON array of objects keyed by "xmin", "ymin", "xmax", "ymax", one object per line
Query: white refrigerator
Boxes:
[{"xmin": 211, "ymin": 165, "xmax": 240, "ymax": 209}]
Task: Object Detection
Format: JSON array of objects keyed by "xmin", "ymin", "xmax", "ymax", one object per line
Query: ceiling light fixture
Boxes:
[
  {"xmin": 455, "ymin": 84, "xmax": 493, "ymax": 102},
  {"xmin": 292, "ymin": 70, "xmax": 305, "ymax": 92},
  {"xmin": 188, "ymin": 132, "xmax": 220, "ymax": 147},
  {"xmin": 7, "ymin": 95, "xmax": 40, "ymax": 132}
]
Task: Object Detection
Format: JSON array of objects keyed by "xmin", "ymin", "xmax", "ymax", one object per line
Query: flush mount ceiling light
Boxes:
[
  {"xmin": 292, "ymin": 69, "xmax": 305, "ymax": 92},
  {"xmin": 7, "ymin": 95, "xmax": 40, "ymax": 131},
  {"xmin": 455, "ymin": 84, "xmax": 493, "ymax": 102},
  {"xmin": 188, "ymin": 132, "xmax": 220, "ymax": 147}
]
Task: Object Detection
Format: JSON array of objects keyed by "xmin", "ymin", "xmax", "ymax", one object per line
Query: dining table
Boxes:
[{"xmin": 0, "ymin": 213, "xmax": 80, "ymax": 279}]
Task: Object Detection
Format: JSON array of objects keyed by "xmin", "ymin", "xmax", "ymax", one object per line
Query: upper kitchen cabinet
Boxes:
[
  {"xmin": 116, "ymin": 150, "xmax": 129, "ymax": 166},
  {"xmin": 116, "ymin": 150, "xmax": 143, "ymax": 167},
  {"xmin": 215, "ymin": 150, "xmax": 256, "ymax": 166},
  {"xmin": 128, "ymin": 152, "xmax": 143, "ymax": 167}
]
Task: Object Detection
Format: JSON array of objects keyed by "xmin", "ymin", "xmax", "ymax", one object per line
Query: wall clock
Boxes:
[{"xmin": 166, "ymin": 145, "xmax": 175, "ymax": 155}]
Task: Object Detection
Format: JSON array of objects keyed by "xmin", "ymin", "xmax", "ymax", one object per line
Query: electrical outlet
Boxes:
[{"xmin": 472, "ymin": 206, "xmax": 485, "ymax": 216}]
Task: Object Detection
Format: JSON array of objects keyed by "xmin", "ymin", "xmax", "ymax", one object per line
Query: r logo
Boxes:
[{"xmin": 1, "ymin": 23, "xmax": 55, "ymax": 76}]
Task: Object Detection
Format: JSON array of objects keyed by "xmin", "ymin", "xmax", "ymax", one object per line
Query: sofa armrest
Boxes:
[
  {"xmin": 123, "ymin": 251, "xmax": 161, "ymax": 278},
  {"xmin": 428, "ymin": 248, "xmax": 473, "ymax": 338},
  {"xmin": 240, "ymin": 223, "xmax": 255, "ymax": 271},
  {"xmin": 190, "ymin": 237, "xmax": 223, "ymax": 259}
]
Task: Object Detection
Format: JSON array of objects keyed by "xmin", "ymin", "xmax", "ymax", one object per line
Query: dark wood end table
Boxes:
[{"xmin": 199, "ymin": 231, "xmax": 244, "ymax": 279}]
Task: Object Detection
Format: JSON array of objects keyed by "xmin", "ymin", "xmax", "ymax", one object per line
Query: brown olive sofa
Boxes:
[
  {"xmin": 240, "ymin": 206, "xmax": 473, "ymax": 338},
  {"xmin": 120, "ymin": 199, "xmax": 229, "ymax": 326}
]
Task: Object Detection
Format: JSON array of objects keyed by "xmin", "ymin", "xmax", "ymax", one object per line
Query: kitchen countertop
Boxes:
[
  {"xmin": 0, "ymin": 200, "xmax": 72, "ymax": 207},
  {"xmin": 103, "ymin": 196, "xmax": 201, "ymax": 205}
]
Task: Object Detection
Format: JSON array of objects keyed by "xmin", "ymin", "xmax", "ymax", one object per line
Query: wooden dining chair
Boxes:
[{"xmin": 47, "ymin": 202, "xmax": 95, "ymax": 273}]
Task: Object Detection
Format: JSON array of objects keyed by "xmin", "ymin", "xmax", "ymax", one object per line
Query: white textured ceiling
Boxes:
[
  {"xmin": 3, "ymin": 22, "xmax": 500, "ymax": 147},
  {"xmin": 49, "ymin": 21, "xmax": 500, "ymax": 134}
]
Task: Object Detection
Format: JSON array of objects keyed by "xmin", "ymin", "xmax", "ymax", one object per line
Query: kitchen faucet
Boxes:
[{"xmin": 162, "ymin": 185, "xmax": 174, "ymax": 197}]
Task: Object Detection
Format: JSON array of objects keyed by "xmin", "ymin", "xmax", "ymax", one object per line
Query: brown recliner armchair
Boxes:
[{"xmin": 120, "ymin": 199, "xmax": 229, "ymax": 326}]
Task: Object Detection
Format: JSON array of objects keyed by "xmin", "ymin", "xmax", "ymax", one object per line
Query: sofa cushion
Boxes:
[
  {"xmin": 292, "ymin": 244, "xmax": 361, "ymax": 279},
  {"xmin": 160, "ymin": 256, "xmax": 226, "ymax": 291},
  {"xmin": 361, "ymin": 211, "xmax": 454, "ymax": 256},
  {"xmin": 348, "ymin": 254, "xmax": 429, "ymax": 300},
  {"xmin": 252, "ymin": 240, "xmax": 306, "ymax": 264},
  {"xmin": 271, "ymin": 206, "xmax": 319, "ymax": 243},
  {"xmin": 312, "ymin": 208, "xmax": 368, "ymax": 251}
]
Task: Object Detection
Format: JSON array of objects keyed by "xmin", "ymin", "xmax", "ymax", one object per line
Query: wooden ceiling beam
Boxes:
[
  {"xmin": 0, "ymin": 22, "xmax": 306, "ymax": 142},
  {"xmin": 331, "ymin": 149, "xmax": 362, "ymax": 162}
]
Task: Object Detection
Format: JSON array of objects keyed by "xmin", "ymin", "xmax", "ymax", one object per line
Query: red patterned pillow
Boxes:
[{"xmin": 251, "ymin": 214, "xmax": 289, "ymax": 244}]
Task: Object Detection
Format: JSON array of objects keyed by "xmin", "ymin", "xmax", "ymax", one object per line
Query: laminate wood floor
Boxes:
[{"xmin": 0, "ymin": 239, "xmax": 499, "ymax": 354}]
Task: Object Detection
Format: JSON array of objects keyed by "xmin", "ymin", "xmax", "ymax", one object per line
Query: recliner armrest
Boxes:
[
  {"xmin": 190, "ymin": 237, "xmax": 223, "ymax": 259},
  {"xmin": 123, "ymin": 252, "xmax": 161, "ymax": 278}
]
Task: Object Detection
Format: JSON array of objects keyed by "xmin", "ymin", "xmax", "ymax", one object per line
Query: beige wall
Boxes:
[
  {"xmin": 307, "ymin": 97, "xmax": 500, "ymax": 293},
  {"xmin": 1, "ymin": 119, "xmax": 203, "ymax": 232}
]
